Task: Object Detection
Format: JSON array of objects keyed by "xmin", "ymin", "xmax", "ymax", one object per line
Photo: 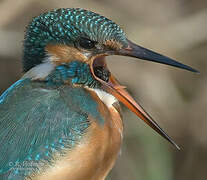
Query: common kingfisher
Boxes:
[{"xmin": 0, "ymin": 8, "xmax": 198, "ymax": 180}]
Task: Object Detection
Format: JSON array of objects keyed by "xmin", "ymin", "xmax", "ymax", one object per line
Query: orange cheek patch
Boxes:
[
  {"xmin": 45, "ymin": 44, "xmax": 89, "ymax": 65},
  {"xmin": 104, "ymin": 39, "xmax": 123, "ymax": 50}
]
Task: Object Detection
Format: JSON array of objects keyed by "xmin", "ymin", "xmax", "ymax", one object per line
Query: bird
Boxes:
[{"xmin": 0, "ymin": 8, "xmax": 198, "ymax": 180}]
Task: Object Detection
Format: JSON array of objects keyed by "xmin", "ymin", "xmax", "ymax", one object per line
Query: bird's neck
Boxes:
[
  {"xmin": 23, "ymin": 60, "xmax": 101, "ymax": 89},
  {"xmin": 47, "ymin": 61, "xmax": 98, "ymax": 87},
  {"xmin": 23, "ymin": 60, "xmax": 118, "ymax": 109}
]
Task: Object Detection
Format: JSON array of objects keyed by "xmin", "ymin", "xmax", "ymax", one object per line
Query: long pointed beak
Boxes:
[
  {"xmin": 101, "ymin": 75, "xmax": 180, "ymax": 150},
  {"xmin": 118, "ymin": 39, "xmax": 199, "ymax": 73},
  {"xmin": 91, "ymin": 39, "xmax": 199, "ymax": 150}
]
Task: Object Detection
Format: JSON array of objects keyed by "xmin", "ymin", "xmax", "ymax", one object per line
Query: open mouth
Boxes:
[
  {"xmin": 91, "ymin": 56, "xmax": 110, "ymax": 83},
  {"xmin": 90, "ymin": 55, "xmax": 180, "ymax": 150}
]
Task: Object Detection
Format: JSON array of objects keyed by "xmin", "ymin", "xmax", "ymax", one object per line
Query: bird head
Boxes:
[{"xmin": 23, "ymin": 8, "xmax": 198, "ymax": 149}]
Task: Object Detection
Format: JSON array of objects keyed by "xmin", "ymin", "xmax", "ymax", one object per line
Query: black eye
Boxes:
[{"xmin": 79, "ymin": 37, "xmax": 97, "ymax": 49}]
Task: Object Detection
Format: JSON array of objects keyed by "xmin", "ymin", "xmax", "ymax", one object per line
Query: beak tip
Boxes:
[
  {"xmin": 122, "ymin": 40, "xmax": 199, "ymax": 74},
  {"xmin": 194, "ymin": 69, "xmax": 200, "ymax": 74},
  {"xmin": 185, "ymin": 66, "xmax": 200, "ymax": 74}
]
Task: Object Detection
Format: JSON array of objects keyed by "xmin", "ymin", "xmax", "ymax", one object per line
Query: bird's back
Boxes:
[{"xmin": 0, "ymin": 78, "xmax": 123, "ymax": 180}]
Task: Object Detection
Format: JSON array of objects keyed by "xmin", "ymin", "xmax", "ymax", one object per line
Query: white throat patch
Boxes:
[
  {"xmin": 23, "ymin": 60, "xmax": 55, "ymax": 80},
  {"xmin": 89, "ymin": 88, "xmax": 118, "ymax": 108}
]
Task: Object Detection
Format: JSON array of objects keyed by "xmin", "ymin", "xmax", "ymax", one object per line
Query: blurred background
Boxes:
[{"xmin": 0, "ymin": 0, "xmax": 206, "ymax": 179}]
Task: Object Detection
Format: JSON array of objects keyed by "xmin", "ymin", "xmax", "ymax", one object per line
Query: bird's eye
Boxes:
[{"xmin": 79, "ymin": 37, "xmax": 97, "ymax": 49}]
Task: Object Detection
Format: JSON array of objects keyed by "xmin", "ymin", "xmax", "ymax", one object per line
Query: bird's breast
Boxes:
[{"xmin": 30, "ymin": 89, "xmax": 123, "ymax": 180}]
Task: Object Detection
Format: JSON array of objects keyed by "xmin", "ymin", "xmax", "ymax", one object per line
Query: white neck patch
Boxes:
[
  {"xmin": 89, "ymin": 88, "xmax": 118, "ymax": 108},
  {"xmin": 23, "ymin": 60, "xmax": 55, "ymax": 80}
]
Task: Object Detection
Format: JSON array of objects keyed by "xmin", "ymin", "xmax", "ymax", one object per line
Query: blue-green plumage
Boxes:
[
  {"xmin": 0, "ymin": 76, "xmax": 104, "ymax": 179},
  {"xmin": 46, "ymin": 61, "xmax": 100, "ymax": 88},
  {"xmin": 0, "ymin": 60, "xmax": 107, "ymax": 179},
  {"xmin": 23, "ymin": 8, "xmax": 127, "ymax": 72}
]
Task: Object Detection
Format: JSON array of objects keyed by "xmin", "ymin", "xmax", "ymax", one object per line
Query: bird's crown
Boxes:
[{"xmin": 23, "ymin": 8, "xmax": 127, "ymax": 72}]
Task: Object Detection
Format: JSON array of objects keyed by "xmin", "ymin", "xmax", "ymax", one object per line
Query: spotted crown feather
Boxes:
[{"xmin": 23, "ymin": 8, "xmax": 127, "ymax": 72}]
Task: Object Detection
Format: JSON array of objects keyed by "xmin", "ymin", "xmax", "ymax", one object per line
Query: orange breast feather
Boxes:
[{"xmin": 29, "ymin": 90, "xmax": 123, "ymax": 180}]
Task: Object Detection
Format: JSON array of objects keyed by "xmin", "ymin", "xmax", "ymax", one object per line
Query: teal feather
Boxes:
[
  {"xmin": 23, "ymin": 8, "xmax": 127, "ymax": 72},
  {"xmin": 46, "ymin": 61, "xmax": 100, "ymax": 88},
  {"xmin": 0, "ymin": 78, "xmax": 104, "ymax": 179}
]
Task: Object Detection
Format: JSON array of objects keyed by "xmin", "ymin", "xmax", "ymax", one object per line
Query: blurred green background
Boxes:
[{"xmin": 0, "ymin": 0, "xmax": 206, "ymax": 179}]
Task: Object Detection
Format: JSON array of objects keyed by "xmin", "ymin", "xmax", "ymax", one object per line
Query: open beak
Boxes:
[
  {"xmin": 92, "ymin": 40, "xmax": 198, "ymax": 150},
  {"xmin": 101, "ymin": 75, "xmax": 180, "ymax": 150}
]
